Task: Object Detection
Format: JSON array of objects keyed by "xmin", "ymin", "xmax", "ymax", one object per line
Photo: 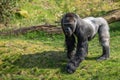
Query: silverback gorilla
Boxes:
[{"xmin": 61, "ymin": 13, "xmax": 110, "ymax": 74}]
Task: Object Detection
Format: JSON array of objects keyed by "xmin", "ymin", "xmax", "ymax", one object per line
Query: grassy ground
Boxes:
[{"xmin": 0, "ymin": 22, "xmax": 120, "ymax": 80}]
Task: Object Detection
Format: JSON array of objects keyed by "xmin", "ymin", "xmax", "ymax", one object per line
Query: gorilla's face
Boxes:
[
  {"xmin": 62, "ymin": 14, "xmax": 77, "ymax": 37},
  {"xmin": 63, "ymin": 23, "xmax": 74, "ymax": 36}
]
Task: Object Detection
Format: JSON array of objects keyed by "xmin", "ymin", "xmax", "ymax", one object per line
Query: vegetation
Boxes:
[
  {"xmin": 0, "ymin": 22, "xmax": 120, "ymax": 80},
  {"xmin": 0, "ymin": 0, "xmax": 120, "ymax": 80},
  {"xmin": 0, "ymin": 0, "xmax": 120, "ymax": 29},
  {"xmin": 0, "ymin": 0, "xmax": 19, "ymax": 24}
]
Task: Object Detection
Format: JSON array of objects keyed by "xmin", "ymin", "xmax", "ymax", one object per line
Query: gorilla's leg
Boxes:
[
  {"xmin": 65, "ymin": 35, "xmax": 76, "ymax": 59},
  {"xmin": 84, "ymin": 42, "xmax": 88, "ymax": 57},
  {"xmin": 66, "ymin": 40, "xmax": 88, "ymax": 73},
  {"xmin": 97, "ymin": 24, "xmax": 110, "ymax": 61}
]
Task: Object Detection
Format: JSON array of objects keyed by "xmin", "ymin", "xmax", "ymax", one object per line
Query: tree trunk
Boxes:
[{"xmin": 103, "ymin": 9, "xmax": 120, "ymax": 23}]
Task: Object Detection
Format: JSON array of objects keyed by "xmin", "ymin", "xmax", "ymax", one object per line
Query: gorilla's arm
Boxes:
[
  {"xmin": 66, "ymin": 38, "xmax": 88, "ymax": 73},
  {"xmin": 65, "ymin": 35, "xmax": 76, "ymax": 59},
  {"xmin": 76, "ymin": 38, "xmax": 88, "ymax": 60},
  {"xmin": 66, "ymin": 27, "xmax": 89, "ymax": 73}
]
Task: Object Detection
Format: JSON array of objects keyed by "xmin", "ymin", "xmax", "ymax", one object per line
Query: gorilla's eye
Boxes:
[{"xmin": 64, "ymin": 23, "xmax": 74, "ymax": 29}]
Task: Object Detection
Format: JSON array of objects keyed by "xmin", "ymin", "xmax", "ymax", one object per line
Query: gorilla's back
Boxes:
[{"xmin": 83, "ymin": 17, "xmax": 99, "ymax": 39}]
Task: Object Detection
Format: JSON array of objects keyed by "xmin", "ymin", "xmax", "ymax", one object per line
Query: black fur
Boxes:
[{"xmin": 61, "ymin": 13, "xmax": 110, "ymax": 73}]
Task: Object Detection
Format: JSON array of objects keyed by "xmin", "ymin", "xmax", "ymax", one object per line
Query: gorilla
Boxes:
[{"xmin": 61, "ymin": 13, "xmax": 110, "ymax": 74}]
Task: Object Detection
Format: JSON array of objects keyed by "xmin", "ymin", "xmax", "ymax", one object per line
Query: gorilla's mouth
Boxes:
[
  {"xmin": 65, "ymin": 32, "xmax": 72, "ymax": 37},
  {"xmin": 65, "ymin": 28, "xmax": 73, "ymax": 37}
]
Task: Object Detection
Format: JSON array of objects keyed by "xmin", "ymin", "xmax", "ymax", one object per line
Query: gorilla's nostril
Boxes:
[
  {"xmin": 66, "ymin": 28, "xmax": 69, "ymax": 31},
  {"xmin": 65, "ymin": 28, "xmax": 70, "ymax": 32}
]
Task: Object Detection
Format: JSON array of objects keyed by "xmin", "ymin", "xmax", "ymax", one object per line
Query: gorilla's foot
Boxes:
[{"xmin": 97, "ymin": 55, "xmax": 109, "ymax": 61}]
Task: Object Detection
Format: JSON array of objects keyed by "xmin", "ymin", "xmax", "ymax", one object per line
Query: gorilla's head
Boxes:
[{"xmin": 61, "ymin": 13, "xmax": 78, "ymax": 37}]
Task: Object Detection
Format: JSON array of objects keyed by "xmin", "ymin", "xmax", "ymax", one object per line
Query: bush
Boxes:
[{"xmin": 0, "ymin": 0, "xmax": 19, "ymax": 25}]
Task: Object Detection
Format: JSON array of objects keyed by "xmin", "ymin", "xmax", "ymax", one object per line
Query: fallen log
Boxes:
[
  {"xmin": 0, "ymin": 25, "xmax": 62, "ymax": 35},
  {"xmin": 103, "ymin": 9, "xmax": 120, "ymax": 23}
]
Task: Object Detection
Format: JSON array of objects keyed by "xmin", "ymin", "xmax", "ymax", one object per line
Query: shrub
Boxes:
[{"xmin": 0, "ymin": 0, "xmax": 19, "ymax": 25}]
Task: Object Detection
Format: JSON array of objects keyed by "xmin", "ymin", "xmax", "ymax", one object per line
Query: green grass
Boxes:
[
  {"xmin": 4, "ymin": 0, "xmax": 119, "ymax": 30},
  {"xmin": 0, "ymin": 22, "xmax": 120, "ymax": 80}
]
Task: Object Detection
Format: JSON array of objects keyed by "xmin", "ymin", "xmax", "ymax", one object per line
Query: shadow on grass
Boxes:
[
  {"xmin": 13, "ymin": 51, "xmax": 68, "ymax": 73},
  {"xmin": 110, "ymin": 22, "xmax": 120, "ymax": 32},
  {"xmin": 13, "ymin": 51, "xmax": 100, "ymax": 74}
]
